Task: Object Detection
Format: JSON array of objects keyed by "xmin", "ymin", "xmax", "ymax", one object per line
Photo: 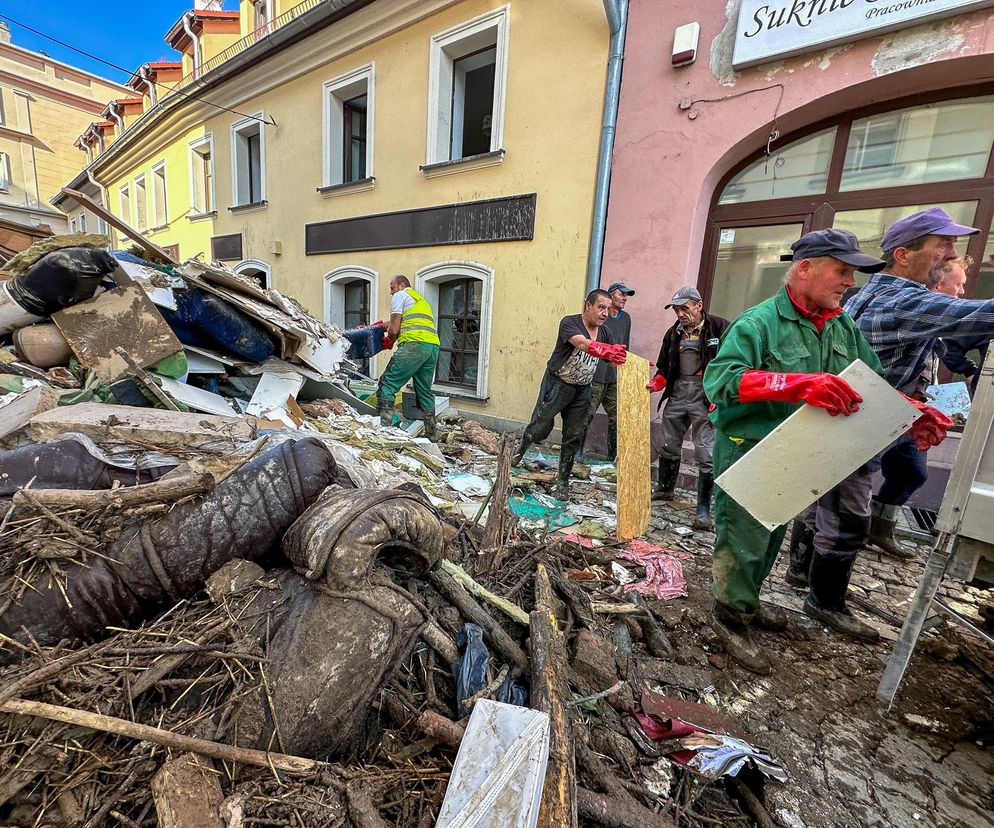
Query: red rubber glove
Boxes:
[
  {"xmin": 381, "ymin": 334, "xmax": 395, "ymax": 350},
  {"xmin": 708, "ymin": 403, "xmax": 716, "ymax": 413},
  {"xmin": 737, "ymin": 370, "xmax": 862, "ymax": 416},
  {"xmin": 372, "ymin": 320, "xmax": 386, "ymax": 329},
  {"xmin": 647, "ymin": 374, "xmax": 666, "ymax": 393},
  {"xmin": 901, "ymin": 395, "xmax": 953, "ymax": 450},
  {"xmin": 588, "ymin": 341, "xmax": 627, "ymax": 365}
]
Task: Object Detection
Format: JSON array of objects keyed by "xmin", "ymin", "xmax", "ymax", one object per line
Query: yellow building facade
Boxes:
[
  {"xmin": 72, "ymin": 0, "xmax": 612, "ymax": 427},
  {"xmin": 0, "ymin": 22, "xmax": 129, "ymax": 235}
]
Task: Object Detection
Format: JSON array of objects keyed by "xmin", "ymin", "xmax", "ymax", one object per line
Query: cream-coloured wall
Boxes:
[
  {"xmin": 104, "ymin": 126, "xmax": 217, "ymax": 260},
  {"xmin": 0, "ymin": 40, "xmax": 128, "ymax": 228},
  {"xmin": 204, "ymin": 0, "xmax": 608, "ymax": 423}
]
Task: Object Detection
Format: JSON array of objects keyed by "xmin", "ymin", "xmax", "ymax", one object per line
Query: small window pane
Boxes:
[
  {"xmin": 975, "ymin": 229, "xmax": 994, "ymax": 301},
  {"xmin": 452, "ymin": 47, "xmax": 496, "ymax": 160},
  {"xmin": 718, "ymin": 129, "xmax": 836, "ymax": 205},
  {"xmin": 841, "ymin": 96, "xmax": 994, "ymax": 191},
  {"xmin": 709, "ymin": 223, "xmax": 803, "ymax": 320}
]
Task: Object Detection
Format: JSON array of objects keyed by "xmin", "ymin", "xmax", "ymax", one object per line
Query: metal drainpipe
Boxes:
[
  {"xmin": 586, "ymin": 0, "xmax": 629, "ymax": 293},
  {"xmin": 182, "ymin": 11, "xmax": 201, "ymax": 77},
  {"xmin": 139, "ymin": 64, "xmax": 157, "ymax": 106},
  {"xmin": 109, "ymin": 102, "xmax": 124, "ymax": 132}
]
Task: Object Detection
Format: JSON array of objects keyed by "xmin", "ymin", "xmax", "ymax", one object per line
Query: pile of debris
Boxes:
[{"xmin": 0, "ymin": 237, "xmax": 786, "ymax": 827}]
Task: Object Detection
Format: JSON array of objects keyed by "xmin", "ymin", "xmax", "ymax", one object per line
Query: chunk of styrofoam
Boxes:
[{"xmin": 715, "ymin": 359, "xmax": 919, "ymax": 530}]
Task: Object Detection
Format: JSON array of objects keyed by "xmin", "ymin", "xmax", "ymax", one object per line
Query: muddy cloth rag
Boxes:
[
  {"xmin": 615, "ymin": 540, "xmax": 690, "ymax": 600},
  {"xmin": 0, "ymin": 438, "xmax": 337, "ymax": 662}
]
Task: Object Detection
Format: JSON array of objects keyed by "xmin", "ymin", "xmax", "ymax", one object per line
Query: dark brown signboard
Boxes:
[
  {"xmin": 305, "ymin": 193, "xmax": 537, "ymax": 255},
  {"xmin": 211, "ymin": 233, "xmax": 243, "ymax": 261}
]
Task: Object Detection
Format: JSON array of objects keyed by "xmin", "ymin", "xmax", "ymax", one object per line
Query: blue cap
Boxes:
[
  {"xmin": 607, "ymin": 281, "xmax": 635, "ymax": 296},
  {"xmin": 880, "ymin": 208, "xmax": 979, "ymax": 252},
  {"xmin": 780, "ymin": 229, "xmax": 885, "ymax": 273}
]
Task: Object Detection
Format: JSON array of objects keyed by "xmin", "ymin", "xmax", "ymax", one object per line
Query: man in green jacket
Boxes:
[
  {"xmin": 378, "ymin": 275, "xmax": 440, "ymax": 438},
  {"xmin": 702, "ymin": 230, "xmax": 894, "ymax": 674}
]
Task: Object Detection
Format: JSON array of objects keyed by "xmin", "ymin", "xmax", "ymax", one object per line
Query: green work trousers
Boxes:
[
  {"xmin": 711, "ymin": 430, "xmax": 788, "ymax": 615},
  {"xmin": 378, "ymin": 342, "xmax": 439, "ymax": 413}
]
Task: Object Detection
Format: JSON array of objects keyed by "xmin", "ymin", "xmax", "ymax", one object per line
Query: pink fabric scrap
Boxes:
[{"xmin": 615, "ymin": 541, "xmax": 690, "ymax": 600}]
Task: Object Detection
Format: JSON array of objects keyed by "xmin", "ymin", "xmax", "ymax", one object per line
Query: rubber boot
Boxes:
[
  {"xmin": 867, "ymin": 500, "xmax": 914, "ymax": 560},
  {"xmin": 785, "ymin": 520, "xmax": 815, "ymax": 588},
  {"xmin": 421, "ymin": 412, "xmax": 437, "ymax": 441},
  {"xmin": 803, "ymin": 553, "xmax": 880, "ymax": 642},
  {"xmin": 607, "ymin": 423, "xmax": 617, "ymax": 462},
  {"xmin": 378, "ymin": 398, "xmax": 395, "ymax": 429},
  {"xmin": 712, "ymin": 602, "xmax": 772, "ymax": 675},
  {"xmin": 552, "ymin": 451, "xmax": 576, "ymax": 501},
  {"xmin": 511, "ymin": 439, "xmax": 531, "ymax": 467},
  {"xmin": 693, "ymin": 472, "xmax": 714, "ymax": 531},
  {"xmin": 652, "ymin": 457, "xmax": 680, "ymax": 500}
]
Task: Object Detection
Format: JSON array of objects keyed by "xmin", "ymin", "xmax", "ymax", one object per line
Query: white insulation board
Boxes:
[{"xmin": 715, "ymin": 359, "xmax": 920, "ymax": 531}]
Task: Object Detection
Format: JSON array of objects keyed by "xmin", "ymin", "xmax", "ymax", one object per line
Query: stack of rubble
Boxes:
[{"xmin": 0, "ymin": 238, "xmax": 784, "ymax": 827}]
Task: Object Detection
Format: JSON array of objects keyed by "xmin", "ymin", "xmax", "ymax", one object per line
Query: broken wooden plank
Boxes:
[
  {"xmin": 478, "ymin": 436, "xmax": 514, "ymax": 572},
  {"xmin": 11, "ymin": 472, "xmax": 213, "ymax": 511},
  {"xmin": 151, "ymin": 753, "xmax": 224, "ymax": 828},
  {"xmin": 530, "ymin": 563, "xmax": 577, "ymax": 828},
  {"xmin": 61, "ymin": 188, "xmax": 178, "ymax": 263},
  {"xmin": 53, "ymin": 285, "xmax": 183, "ymax": 384},
  {"xmin": 616, "ymin": 352, "xmax": 651, "ymax": 540},
  {"xmin": 30, "ymin": 403, "xmax": 257, "ymax": 450},
  {"xmin": 116, "ymin": 346, "xmax": 181, "ymax": 411}
]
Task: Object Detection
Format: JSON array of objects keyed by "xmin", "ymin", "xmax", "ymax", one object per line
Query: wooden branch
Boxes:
[
  {"xmin": 415, "ymin": 709, "xmax": 465, "ymax": 749},
  {"xmin": 478, "ymin": 436, "xmax": 514, "ymax": 572},
  {"xmin": 439, "ymin": 559, "xmax": 529, "ymax": 625},
  {"xmin": 530, "ymin": 563, "xmax": 577, "ymax": 828},
  {"xmin": 13, "ymin": 473, "xmax": 214, "ymax": 511},
  {"xmin": 429, "ymin": 569, "xmax": 530, "ymax": 675},
  {"xmin": 577, "ymin": 787, "xmax": 676, "ymax": 828},
  {"xmin": 420, "ymin": 621, "xmax": 459, "ymax": 664},
  {"xmin": 1, "ymin": 698, "xmax": 325, "ymax": 775}
]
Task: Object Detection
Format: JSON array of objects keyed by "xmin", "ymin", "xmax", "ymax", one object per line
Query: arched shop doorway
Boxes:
[{"xmin": 701, "ymin": 90, "xmax": 994, "ymax": 322}]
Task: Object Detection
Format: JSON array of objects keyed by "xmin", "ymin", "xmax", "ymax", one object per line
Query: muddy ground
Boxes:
[{"xmin": 645, "ymin": 494, "xmax": 994, "ymax": 828}]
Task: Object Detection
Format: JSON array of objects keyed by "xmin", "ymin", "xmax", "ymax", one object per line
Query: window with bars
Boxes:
[{"xmin": 436, "ymin": 278, "xmax": 482, "ymax": 388}]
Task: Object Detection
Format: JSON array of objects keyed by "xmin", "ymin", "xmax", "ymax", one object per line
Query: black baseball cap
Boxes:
[{"xmin": 780, "ymin": 229, "xmax": 886, "ymax": 273}]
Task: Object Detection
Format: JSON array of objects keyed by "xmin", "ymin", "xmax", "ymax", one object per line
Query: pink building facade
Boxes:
[{"xmin": 603, "ymin": 0, "xmax": 994, "ymax": 399}]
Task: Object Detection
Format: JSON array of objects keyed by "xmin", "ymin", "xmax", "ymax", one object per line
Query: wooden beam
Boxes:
[{"xmin": 61, "ymin": 187, "xmax": 178, "ymax": 263}]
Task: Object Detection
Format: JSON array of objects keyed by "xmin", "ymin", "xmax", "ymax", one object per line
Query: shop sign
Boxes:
[{"xmin": 732, "ymin": 0, "xmax": 994, "ymax": 69}]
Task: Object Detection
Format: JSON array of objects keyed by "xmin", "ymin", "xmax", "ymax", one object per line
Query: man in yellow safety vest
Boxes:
[{"xmin": 378, "ymin": 274, "xmax": 441, "ymax": 438}]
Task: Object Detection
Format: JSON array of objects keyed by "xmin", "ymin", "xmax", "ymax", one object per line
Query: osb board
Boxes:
[
  {"xmin": 617, "ymin": 352, "xmax": 651, "ymax": 540},
  {"xmin": 715, "ymin": 359, "xmax": 920, "ymax": 531},
  {"xmin": 53, "ymin": 285, "xmax": 182, "ymax": 384}
]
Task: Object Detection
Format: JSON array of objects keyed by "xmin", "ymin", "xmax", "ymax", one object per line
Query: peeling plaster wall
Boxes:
[{"xmin": 603, "ymin": 0, "xmax": 994, "ymax": 403}]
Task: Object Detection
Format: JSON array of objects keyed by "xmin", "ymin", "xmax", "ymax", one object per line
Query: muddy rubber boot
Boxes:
[
  {"xmin": 712, "ymin": 602, "xmax": 772, "ymax": 675},
  {"xmin": 511, "ymin": 440, "xmax": 531, "ymax": 467},
  {"xmin": 693, "ymin": 472, "xmax": 714, "ymax": 530},
  {"xmin": 867, "ymin": 500, "xmax": 914, "ymax": 560},
  {"xmin": 421, "ymin": 412, "xmax": 437, "ymax": 440},
  {"xmin": 652, "ymin": 457, "xmax": 680, "ymax": 500},
  {"xmin": 803, "ymin": 553, "xmax": 880, "ymax": 642},
  {"xmin": 552, "ymin": 451, "xmax": 576, "ymax": 501},
  {"xmin": 785, "ymin": 520, "xmax": 815, "ymax": 588},
  {"xmin": 752, "ymin": 603, "xmax": 789, "ymax": 631},
  {"xmin": 378, "ymin": 399, "xmax": 395, "ymax": 429},
  {"xmin": 607, "ymin": 423, "xmax": 617, "ymax": 462}
]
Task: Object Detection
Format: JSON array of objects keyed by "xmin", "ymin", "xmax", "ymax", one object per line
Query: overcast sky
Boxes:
[{"xmin": 1, "ymin": 1, "xmax": 239, "ymax": 82}]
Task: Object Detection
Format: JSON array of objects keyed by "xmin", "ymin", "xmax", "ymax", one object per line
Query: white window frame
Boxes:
[
  {"xmin": 233, "ymin": 259, "xmax": 272, "ymax": 290},
  {"xmin": 151, "ymin": 161, "xmax": 168, "ymax": 228},
  {"xmin": 78, "ymin": 212, "xmax": 86, "ymax": 233},
  {"xmin": 70, "ymin": 216, "xmax": 77, "ymax": 233},
  {"xmin": 0, "ymin": 151, "xmax": 9, "ymax": 192},
  {"xmin": 133, "ymin": 173, "xmax": 148, "ymax": 231},
  {"xmin": 188, "ymin": 133, "xmax": 216, "ymax": 216},
  {"xmin": 322, "ymin": 64, "xmax": 375, "ymax": 190},
  {"xmin": 425, "ymin": 6, "xmax": 509, "ymax": 167},
  {"xmin": 415, "ymin": 260, "xmax": 494, "ymax": 400},
  {"xmin": 118, "ymin": 183, "xmax": 130, "ymax": 223},
  {"xmin": 230, "ymin": 113, "xmax": 267, "ymax": 208},
  {"xmin": 324, "ymin": 266, "xmax": 379, "ymax": 376}
]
